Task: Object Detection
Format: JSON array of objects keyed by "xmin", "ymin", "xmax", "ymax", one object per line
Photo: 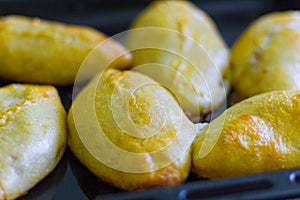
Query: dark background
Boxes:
[{"xmin": 1, "ymin": 0, "xmax": 300, "ymax": 199}]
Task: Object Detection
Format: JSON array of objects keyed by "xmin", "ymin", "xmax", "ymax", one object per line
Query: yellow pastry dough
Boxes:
[
  {"xmin": 68, "ymin": 69, "xmax": 199, "ymax": 190},
  {"xmin": 0, "ymin": 15, "xmax": 131, "ymax": 85},
  {"xmin": 125, "ymin": 0, "xmax": 229, "ymax": 119},
  {"xmin": 229, "ymin": 11, "xmax": 300, "ymax": 98},
  {"xmin": 193, "ymin": 90, "xmax": 300, "ymax": 178},
  {"xmin": 0, "ymin": 84, "xmax": 67, "ymax": 199}
]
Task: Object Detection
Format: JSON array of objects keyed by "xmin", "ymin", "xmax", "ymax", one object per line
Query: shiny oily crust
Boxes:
[
  {"xmin": 125, "ymin": 0, "xmax": 229, "ymax": 119},
  {"xmin": 0, "ymin": 15, "xmax": 131, "ymax": 85},
  {"xmin": 0, "ymin": 84, "xmax": 67, "ymax": 199},
  {"xmin": 68, "ymin": 69, "xmax": 195, "ymax": 190},
  {"xmin": 193, "ymin": 90, "xmax": 300, "ymax": 178},
  {"xmin": 228, "ymin": 11, "xmax": 300, "ymax": 98}
]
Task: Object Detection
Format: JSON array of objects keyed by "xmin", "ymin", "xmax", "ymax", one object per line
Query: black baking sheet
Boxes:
[{"xmin": 1, "ymin": 0, "xmax": 300, "ymax": 199}]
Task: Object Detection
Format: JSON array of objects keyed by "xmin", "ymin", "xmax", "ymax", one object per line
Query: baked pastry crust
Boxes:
[
  {"xmin": 0, "ymin": 84, "xmax": 67, "ymax": 199},
  {"xmin": 193, "ymin": 90, "xmax": 300, "ymax": 178},
  {"xmin": 0, "ymin": 15, "xmax": 131, "ymax": 85},
  {"xmin": 68, "ymin": 69, "xmax": 196, "ymax": 190},
  {"xmin": 229, "ymin": 11, "xmax": 300, "ymax": 98},
  {"xmin": 125, "ymin": 1, "xmax": 229, "ymax": 119}
]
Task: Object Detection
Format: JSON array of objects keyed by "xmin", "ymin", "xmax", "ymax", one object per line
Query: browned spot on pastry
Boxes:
[{"xmin": 0, "ymin": 182, "xmax": 7, "ymax": 200}]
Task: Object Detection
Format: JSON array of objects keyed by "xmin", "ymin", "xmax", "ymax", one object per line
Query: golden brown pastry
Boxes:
[
  {"xmin": 0, "ymin": 15, "xmax": 131, "ymax": 85},
  {"xmin": 0, "ymin": 84, "xmax": 67, "ymax": 199},
  {"xmin": 125, "ymin": 0, "xmax": 229, "ymax": 120},
  {"xmin": 228, "ymin": 11, "xmax": 300, "ymax": 99},
  {"xmin": 193, "ymin": 90, "xmax": 300, "ymax": 178},
  {"xmin": 68, "ymin": 69, "xmax": 202, "ymax": 190}
]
